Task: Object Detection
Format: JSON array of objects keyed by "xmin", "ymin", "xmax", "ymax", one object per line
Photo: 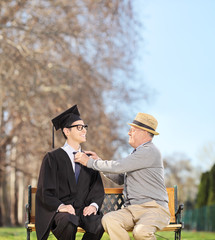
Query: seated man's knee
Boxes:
[
  {"xmin": 102, "ymin": 212, "xmax": 121, "ymax": 231},
  {"xmin": 52, "ymin": 213, "xmax": 77, "ymax": 239},
  {"xmin": 101, "ymin": 213, "xmax": 111, "ymax": 231},
  {"xmin": 133, "ymin": 224, "xmax": 156, "ymax": 240}
]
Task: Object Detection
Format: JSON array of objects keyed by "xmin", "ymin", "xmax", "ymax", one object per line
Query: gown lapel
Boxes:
[
  {"xmin": 60, "ymin": 148, "xmax": 77, "ymax": 192},
  {"xmin": 60, "ymin": 148, "xmax": 84, "ymax": 191}
]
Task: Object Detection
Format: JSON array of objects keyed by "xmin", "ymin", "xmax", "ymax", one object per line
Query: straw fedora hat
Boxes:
[{"xmin": 128, "ymin": 113, "xmax": 159, "ymax": 135}]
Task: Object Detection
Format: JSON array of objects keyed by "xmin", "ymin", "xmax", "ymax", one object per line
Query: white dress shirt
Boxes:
[
  {"xmin": 61, "ymin": 141, "xmax": 80, "ymax": 171},
  {"xmin": 59, "ymin": 141, "xmax": 98, "ymax": 212}
]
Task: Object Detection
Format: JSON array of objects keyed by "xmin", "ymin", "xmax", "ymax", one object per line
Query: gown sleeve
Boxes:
[
  {"xmin": 36, "ymin": 152, "xmax": 62, "ymax": 211},
  {"xmin": 35, "ymin": 152, "xmax": 61, "ymax": 240},
  {"xmin": 84, "ymin": 170, "xmax": 104, "ymax": 210}
]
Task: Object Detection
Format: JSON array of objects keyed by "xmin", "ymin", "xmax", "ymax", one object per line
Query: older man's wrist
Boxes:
[{"xmin": 87, "ymin": 158, "xmax": 95, "ymax": 168}]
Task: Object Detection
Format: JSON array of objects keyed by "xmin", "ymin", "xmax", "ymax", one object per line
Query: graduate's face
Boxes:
[{"xmin": 67, "ymin": 120, "xmax": 87, "ymax": 144}]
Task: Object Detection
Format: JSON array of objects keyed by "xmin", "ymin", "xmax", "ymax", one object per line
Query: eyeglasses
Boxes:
[
  {"xmin": 129, "ymin": 128, "xmax": 136, "ymax": 133},
  {"xmin": 67, "ymin": 124, "xmax": 88, "ymax": 131}
]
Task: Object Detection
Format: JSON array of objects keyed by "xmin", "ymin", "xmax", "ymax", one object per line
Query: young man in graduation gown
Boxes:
[{"xmin": 35, "ymin": 105, "xmax": 104, "ymax": 240}]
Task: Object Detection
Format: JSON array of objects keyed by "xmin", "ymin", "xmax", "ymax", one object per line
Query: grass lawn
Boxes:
[{"xmin": 0, "ymin": 228, "xmax": 215, "ymax": 239}]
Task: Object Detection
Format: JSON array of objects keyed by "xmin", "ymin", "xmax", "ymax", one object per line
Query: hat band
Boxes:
[{"xmin": 132, "ymin": 120, "xmax": 155, "ymax": 131}]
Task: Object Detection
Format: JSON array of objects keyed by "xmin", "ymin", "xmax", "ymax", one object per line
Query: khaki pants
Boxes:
[{"xmin": 102, "ymin": 201, "xmax": 170, "ymax": 240}]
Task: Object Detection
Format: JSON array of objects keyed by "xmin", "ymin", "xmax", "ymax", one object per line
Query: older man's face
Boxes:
[{"xmin": 128, "ymin": 126, "xmax": 147, "ymax": 148}]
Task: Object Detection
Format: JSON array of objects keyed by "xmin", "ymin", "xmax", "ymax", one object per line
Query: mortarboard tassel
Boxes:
[{"xmin": 52, "ymin": 125, "xmax": 55, "ymax": 149}]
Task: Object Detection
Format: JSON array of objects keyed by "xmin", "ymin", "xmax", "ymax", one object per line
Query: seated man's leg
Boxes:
[
  {"xmin": 80, "ymin": 214, "xmax": 104, "ymax": 240},
  {"xmin": 52, "ymin": 212, "xmax": 77, "ymax": 240},
  {"xmin": 82, "ymin": 227, "xmax": 104, "ymax": 240},
  {"xmin": 102, "ymin": 208, "xmax": 134, "ymax": 240},
  {"xmin": 130, "ymin": 201, "xmax": 170, "ymax": 240}
]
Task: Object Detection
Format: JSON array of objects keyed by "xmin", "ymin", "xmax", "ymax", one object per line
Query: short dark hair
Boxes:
[
  {"xmin": 61, "ymin": 117, "xmax": 76, "ymax": 139},
  {"xmin": 61, "ymin": 129, "xmax": 67, "ymax": 139}
]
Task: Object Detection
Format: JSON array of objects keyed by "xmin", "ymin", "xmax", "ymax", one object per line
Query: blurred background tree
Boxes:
[
  {"xmin": 0, "ymin": 0, "xmax": 144, "ymax": 226},
  {"xmin": 164, "ymin": 153, "xmax": 201, "ymax": 205},
  {"xmin": 196, "ymin": 164, "xmax": 215, "ymax": 207},
  {"xmin": 195, "ymin": 142, "xmax": 215, "ymax": 207},
  {"xmin": 197, "ymin": 141, "xmax": 215, "ymax": 172},
  {"xmin": 207, "ymin": 164, "xmax": 215, "ymax": 205},
  {"xmin": 196, "ymin": 171, "xmax": 210, "ymax": 208}
]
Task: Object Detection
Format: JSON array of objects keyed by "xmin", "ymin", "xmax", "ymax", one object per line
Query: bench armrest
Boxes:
[
  {"xmin": 175, "ymin": 203, "xmax": 184, "ymax": 227},
  {"xmin": 25, "ymin": 203, "xmax": 31, "ymax": 226}
]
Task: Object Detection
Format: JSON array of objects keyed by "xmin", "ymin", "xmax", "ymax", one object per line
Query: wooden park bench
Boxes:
[{"xmin": 25, "ymin": 185, "xmax": 183, "ymax": 240}]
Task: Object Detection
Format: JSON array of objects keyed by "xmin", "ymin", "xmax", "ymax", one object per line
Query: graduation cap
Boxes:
[{"xmin": 51, "ymin": 105, "xmax": 82, "ymax": 148}]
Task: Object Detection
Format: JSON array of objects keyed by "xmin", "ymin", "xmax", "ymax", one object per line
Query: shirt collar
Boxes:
[
  {"xmin": 63, "ymin": 141, "xmax": 81, "ymax": 152},
  {"xmin": 136, "ymin": 140, "xmax": 151, "ymax": 150}
]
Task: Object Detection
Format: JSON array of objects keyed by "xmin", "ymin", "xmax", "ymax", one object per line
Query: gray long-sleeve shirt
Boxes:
[{"xmin": 87, "ymin": 141, "xmax": 169, "ymax": 209}]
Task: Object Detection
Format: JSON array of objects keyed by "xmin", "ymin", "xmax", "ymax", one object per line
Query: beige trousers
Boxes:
[{"xmin": 102, "ymin": 201, "xmax": 171, "ymax": 240}]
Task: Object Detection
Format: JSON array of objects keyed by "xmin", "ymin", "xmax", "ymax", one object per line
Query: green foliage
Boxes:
[
  {"xmin": 207, "ymin": 164, "xmax": 215, "ymax": 205},
  {"xmin": 196, "ymin": 163, "xmax": 215, "ymax": 207},
  {"xmin": 196, "ymin": 171, "xmax": 210, "ymax": 207}
]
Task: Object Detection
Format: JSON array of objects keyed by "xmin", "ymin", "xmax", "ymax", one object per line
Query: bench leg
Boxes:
[
  {"xmin": 27, "ymin": 229, "xmax": 31, "ymax": 240},
  {"xmin": 175, "ymin": 229, "xmax": 181, "ymax": 240}
]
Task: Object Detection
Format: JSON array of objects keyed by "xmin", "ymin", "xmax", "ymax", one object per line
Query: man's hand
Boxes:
[
  {"xmin": 58, "ymin": 204, "xmax": 76, "ymax": 215},
  {"xmin": 74, "ymin": 152, "xmax": 90, "ymax": 166},
  {"xmin": 83, "ymin": 205, "xmax": 97, "ymax": 216},
  {"xmin": 84, "ymin": 151, "xmax": 100, "ymax": 160}
]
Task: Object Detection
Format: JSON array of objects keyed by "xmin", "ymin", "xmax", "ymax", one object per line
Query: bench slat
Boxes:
[
  {"xmin": 166, "ymin": 187, "xmax": 176, "ymax": 223},
  {"xmin": 161, "ymin": 224, "xmax": 182, "ymax": 231}
]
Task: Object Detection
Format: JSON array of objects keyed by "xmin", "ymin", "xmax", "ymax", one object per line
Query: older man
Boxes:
[{"xmin": 75, "ymin": 112, "xmax": 170, "ymax": 240}]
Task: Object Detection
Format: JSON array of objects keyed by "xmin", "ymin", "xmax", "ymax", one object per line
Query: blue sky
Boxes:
[{"xmin": 133, "ymin": 0, "xmax": 215, "ymax": 170}]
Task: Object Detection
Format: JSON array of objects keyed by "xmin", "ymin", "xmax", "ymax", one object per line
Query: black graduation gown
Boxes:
[{"xmin": 35, "ymin": 148, "xmax": 104, "ymax": 240}]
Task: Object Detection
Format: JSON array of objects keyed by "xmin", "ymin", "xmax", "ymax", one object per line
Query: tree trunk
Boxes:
[{"xmin": 2, "ymin": 169, "xmax": 12, "ymax": 226}]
